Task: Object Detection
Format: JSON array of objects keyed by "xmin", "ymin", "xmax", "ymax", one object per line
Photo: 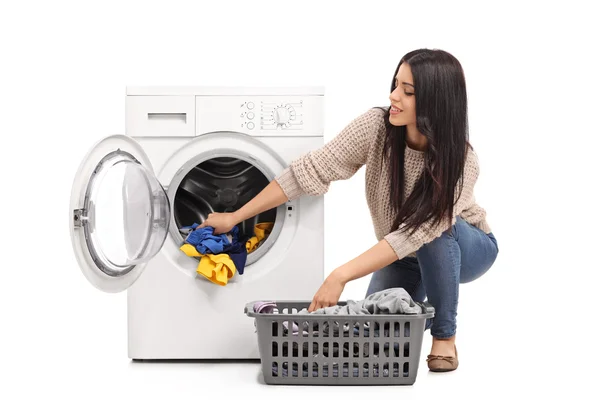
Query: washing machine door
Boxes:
[{"xmin": 69, "ymin": 134, "xmax": 170, "ymax": 293}]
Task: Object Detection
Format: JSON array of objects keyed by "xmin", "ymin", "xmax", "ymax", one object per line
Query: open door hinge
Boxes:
[{"xmin": 73, "ymin": 208, "xmax": 87, "ymax": 227}]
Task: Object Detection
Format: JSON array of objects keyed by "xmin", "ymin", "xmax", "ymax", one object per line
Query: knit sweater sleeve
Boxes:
[
  {"xmin": 275, "ymin": 108, "xmax": 381, "ymax": 201},
  {"xmin": 383, "ymin": 147, "xmax": 481, "ymax": 260}
]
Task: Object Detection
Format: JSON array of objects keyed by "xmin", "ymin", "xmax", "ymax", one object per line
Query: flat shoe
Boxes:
[{"xmin": 426, "ymin": 344, "xmax": 459, "ymax": 372}]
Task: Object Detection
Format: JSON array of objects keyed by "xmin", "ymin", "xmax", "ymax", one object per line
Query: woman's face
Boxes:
[{"xmin": 388, "ymin": 62, "xmax": 416, "ymax": 127}]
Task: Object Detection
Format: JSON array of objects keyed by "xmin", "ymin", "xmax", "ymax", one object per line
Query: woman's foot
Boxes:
[
  {"xmin": 430, "ymin": 336, "xmax": 456, "ymax": 357},
  {"xmin": 426, "ymin": 336, "xmax": 459, "ymax": 372}
]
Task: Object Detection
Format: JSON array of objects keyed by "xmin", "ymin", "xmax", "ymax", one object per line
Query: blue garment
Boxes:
[
  {"xmin": 366, "ymin": 216, "xmax": 499, "ymax": 339},
  {"xmin": 221, "ymin": 226, "xmax": 248, "ymax": 274},
  {"xmin": 223, "ymin": 241, "xmax": 248, "ymax": 274},
  {"xmin": 182, "ymin": 224, "xmax": 230, "ymax": 254},
  {"xmin": 180, "ymin": 223, "xmax": 249, "ymax": 274}
]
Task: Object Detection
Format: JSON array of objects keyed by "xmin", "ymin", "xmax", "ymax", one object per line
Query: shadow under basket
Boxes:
[{"xmin": 244, "ymin": 300, "xmax": 435, "ymax": 385}]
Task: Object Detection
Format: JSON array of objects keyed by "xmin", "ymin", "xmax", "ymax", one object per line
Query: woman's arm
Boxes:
[
  {"xmin": 274, "ymin": 108, "xmax": 381, "ymax": 201},
  {"xmin": 233, "ymin": 179, "xmax": 288, "ymax": 223},
  {"xmin": 333, "ymin": 239, "xmax": 398, "ymax": 284},
  {"xmin": 199, "ymin": 179, "xmax": 288, "ymax": 234},
  {"xmin": 200, "ymin": 108, "xmax": 382, "ymax": 234},
  {"xmin": 308, "ymin": 148, "xmax": 482, "ymax": 311}
]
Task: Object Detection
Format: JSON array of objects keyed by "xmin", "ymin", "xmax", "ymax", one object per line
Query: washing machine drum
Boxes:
[{"xmin": 173, "ymin": 156, "xmax": 276, "ymax": 240}]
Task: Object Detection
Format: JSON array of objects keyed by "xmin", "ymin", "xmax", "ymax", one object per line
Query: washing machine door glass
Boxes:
[
  {"xmin": 86, "ymin": 151, "xmax": 169, "ymax": 268},
  {"xmin": 70, "ymin": 135, "xmax": 170, "ymax": 293}
]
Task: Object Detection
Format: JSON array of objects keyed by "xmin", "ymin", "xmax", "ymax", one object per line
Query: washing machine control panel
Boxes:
[
  {"xmin": 196, "ymin": 95, "xmax": 323, "ymax": 137},
  {"xmin": 239, "ymin": 100, "xmax": 303, "ymax": 131}
]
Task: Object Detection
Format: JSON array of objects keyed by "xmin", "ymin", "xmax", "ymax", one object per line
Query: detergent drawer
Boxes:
[{"xmin": 126, "ymin": 95, "xmax": 195, "ymax": 137}]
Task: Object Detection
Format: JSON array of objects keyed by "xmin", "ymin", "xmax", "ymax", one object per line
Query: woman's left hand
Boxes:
[{"xmin": 308, "ymin": 271, "xmax": 346, "ymax": 312}]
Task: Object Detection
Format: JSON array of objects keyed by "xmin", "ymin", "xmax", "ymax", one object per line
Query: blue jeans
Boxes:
[{"xmin": 366, "ymin": 217, "xmax": 499, "ymax": 339}]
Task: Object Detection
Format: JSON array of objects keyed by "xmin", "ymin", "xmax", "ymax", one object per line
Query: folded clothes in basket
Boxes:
[
  {"xmin": 271, "ymin": 361, "xmax": 407, "ymax": 378},
  {"xmin": 254, "ymin": 288, "xmax": 421, "ymax": 337},
  {"xmin": 303, "ymin": 287, "xmax": 422, "ymax": 316},
  {"xmin": 253, "ymin": 301, "xmax": 278, "ymax": 314}
]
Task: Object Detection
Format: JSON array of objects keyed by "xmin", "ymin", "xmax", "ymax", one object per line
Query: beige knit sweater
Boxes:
[{"xmin": 275, "ymin": 107, "xmax": 491, "ymax": 260}]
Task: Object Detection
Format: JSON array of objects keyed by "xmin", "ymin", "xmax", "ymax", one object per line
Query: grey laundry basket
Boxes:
[{"xmin": 244, "ymin": 300, "xmax": 434, "ymax": 385}]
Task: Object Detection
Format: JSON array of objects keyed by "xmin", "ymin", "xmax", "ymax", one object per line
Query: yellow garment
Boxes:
[
  {"xmin": 180, "ymin": 243, "xmax": 202, "ymax": 257},
  {"xmin": 246, "ymin": 222, "xmax": 274, "ymax": 253},
  {"xmin": 196, "ymin": 253, "xmax": 236, "ymax": 286},
  {"xmin": 179, "ymin": 244, "xmax": 237, "ymax": 286},
  {"xmin": 245, "ymin": 236, "xmax": 259, "ymax": 252}
]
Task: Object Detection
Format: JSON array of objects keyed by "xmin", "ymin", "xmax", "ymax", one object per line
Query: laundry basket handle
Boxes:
[{"xmin": 420, "ymin": 301, "xmax": 435, "ymax": 316}]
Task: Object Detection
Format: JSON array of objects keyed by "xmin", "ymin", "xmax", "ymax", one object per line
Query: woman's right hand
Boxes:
[{"xmin": 198, "ymin": 212, "xmax": 238, "ymax": 234}]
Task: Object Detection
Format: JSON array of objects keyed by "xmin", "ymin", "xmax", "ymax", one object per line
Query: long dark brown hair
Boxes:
[{"xmin": 380, "ymin": 49, "xmax": 471, "ymax": 236}]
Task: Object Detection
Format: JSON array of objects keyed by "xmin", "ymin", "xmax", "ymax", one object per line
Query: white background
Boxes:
[{"xmin": 1, "ymin": 0, "xmax": 598, "ymax": 398}]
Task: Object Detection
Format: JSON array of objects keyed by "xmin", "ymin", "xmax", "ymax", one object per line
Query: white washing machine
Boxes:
[{"xmin": 69, "ymin": 86, "xmax": 325, "ymax": 360}]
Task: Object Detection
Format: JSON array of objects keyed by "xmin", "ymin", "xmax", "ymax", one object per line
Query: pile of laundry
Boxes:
[
  {"xmin": 179, "ymin": 222, "xmax": 273, "ymax": 286},
  {"xmin": 253, "ymin": 287, "xmax": 422, "ymax": 335}
]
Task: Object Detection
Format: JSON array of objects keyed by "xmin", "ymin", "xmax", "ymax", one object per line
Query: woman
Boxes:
[{"xmin": 199, "ymin": 48, "xmax": 499, "ymax": 372}]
